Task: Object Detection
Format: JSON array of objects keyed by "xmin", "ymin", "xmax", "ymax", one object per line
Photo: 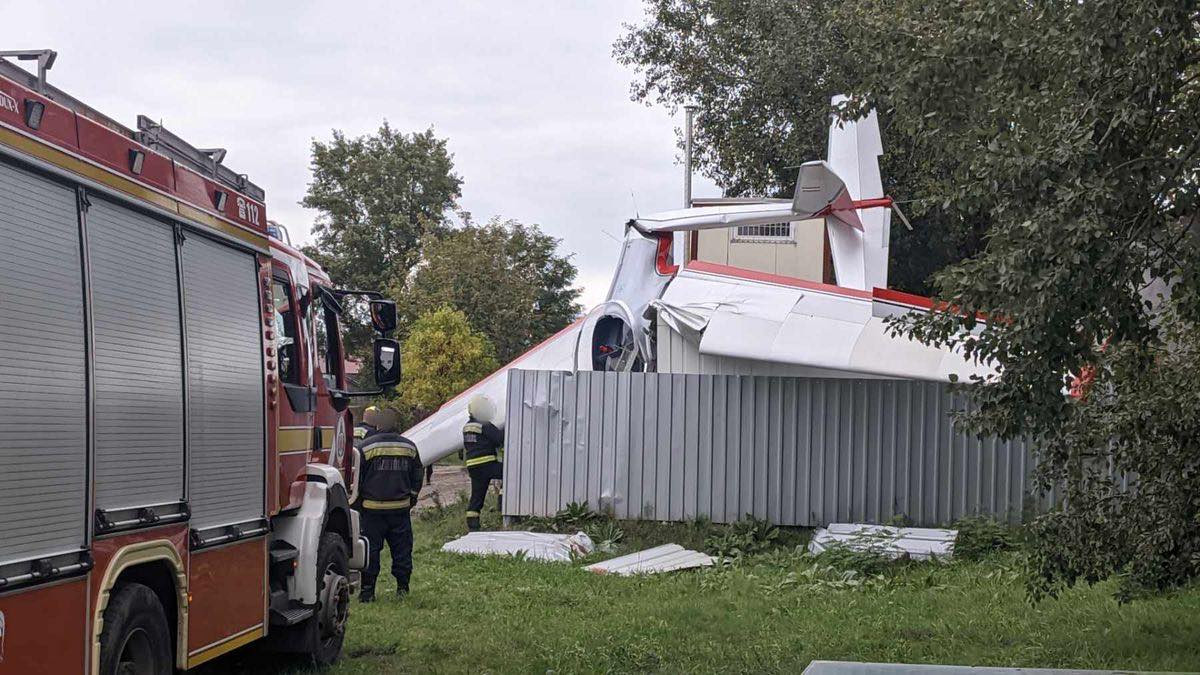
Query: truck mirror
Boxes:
[
  {"xmin": 374, "ymin": 338, "xmax": 401, "ymax": 389},
  {"xmin": 369, "ymin": 299, "xmax": 397, "ymax": 335}
]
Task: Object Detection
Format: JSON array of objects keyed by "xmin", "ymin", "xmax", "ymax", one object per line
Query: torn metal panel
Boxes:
[
  {"xmin": 658, "ymin": 263, "xmax": 994, "ymax": 383},
  {"xmin": 585, "ymin": 544, "xmax": 716, "ymax": 576},
  {"xmin": 441, "ymin": 531, "xmax": 594, "ymax": 562},
  {"xmin": 808, "ymin": 524, "xmax": 957, "ymax": 561}
]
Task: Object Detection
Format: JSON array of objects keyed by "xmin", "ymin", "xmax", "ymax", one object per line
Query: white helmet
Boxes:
[{"xmin": 468, "ymin": 395, "xmax": 496, "ymax": 424}]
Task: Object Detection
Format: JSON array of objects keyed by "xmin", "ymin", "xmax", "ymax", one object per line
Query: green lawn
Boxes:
[{"xmin": 210, "ymin": 497, "xmax": 1200, "ymax": 674}]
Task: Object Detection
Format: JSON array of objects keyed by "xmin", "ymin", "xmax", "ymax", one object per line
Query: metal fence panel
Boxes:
[{"xmin": 503, "ymin": 371, "xmax": 1040, "ymax": 527}]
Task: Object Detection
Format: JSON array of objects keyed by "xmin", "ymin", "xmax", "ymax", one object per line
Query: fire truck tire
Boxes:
[
  {"xmin": 302, "ymin": 532, "xmax": 350, "ymax": 666},
  {"xmin": 98, "ymin": 582, "xmax": 174, "ymax": 675}
]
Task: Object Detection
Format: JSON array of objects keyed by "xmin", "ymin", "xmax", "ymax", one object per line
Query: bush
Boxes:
[
  {"xmin": 954, "ymin": 516, "xmax": 1019, "ymax": 561},
  {"xmin": 814, "ymin": 540, "xmax": 897, "ymax": 578}
]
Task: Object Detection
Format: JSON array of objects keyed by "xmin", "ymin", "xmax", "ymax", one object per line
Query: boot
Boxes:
[
  {"xmin": 359, "ymin": 586, "xmax": 375, "ymax": 603},
  {"xmin": 397, "ymin": 582, "xmax": 409, "ymax": 599},
  {"xmin": 466, "ymin": 514, "xmax": 481, "ymax": 531}
]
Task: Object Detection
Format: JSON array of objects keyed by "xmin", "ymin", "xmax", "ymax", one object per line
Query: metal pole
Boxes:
[
  {"xmin": 683, "ymin": 105, "xmax": 696, "ymax": 208},
  {"xmin": 681, "ymin": 105, "xmax": 698, "ymax": 265}
]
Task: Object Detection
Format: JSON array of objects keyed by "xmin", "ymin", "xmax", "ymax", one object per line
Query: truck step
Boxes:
[
  {"xmin": 270, "ymin": 605, "xmax": 314, "ymax": 626},
  {"xmin": 269, "ymin": 542, "xmax": 299, "ymax": 565}
]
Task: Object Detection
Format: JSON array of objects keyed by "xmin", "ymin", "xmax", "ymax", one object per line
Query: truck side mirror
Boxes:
[
  {"xmin": 374, "ymin": 338, "xmax": 401, "ymax": 388},
  {"xmin": 370, "ymin": 299, "xmax": 397, "ymax": 335}
]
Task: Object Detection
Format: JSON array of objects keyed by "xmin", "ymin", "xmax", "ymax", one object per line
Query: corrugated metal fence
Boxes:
[{"xmin": 502, "ymin": 370, "xmax": 1040, "ymax": 527}]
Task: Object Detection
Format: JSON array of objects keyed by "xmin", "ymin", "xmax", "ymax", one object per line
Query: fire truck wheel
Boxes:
[
  {"xmin": 305, "ymin": 532, "xmax": 350, "ymax": 666},
  {"xmin": 98, "ymin": 582, "xmax": 173, "ymax": 675}
]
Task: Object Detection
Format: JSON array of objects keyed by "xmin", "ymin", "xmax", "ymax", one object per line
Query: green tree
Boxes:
[
  {"xmin": 834, "ymin": 0, "xmax": 1200, "ymax": 599},
  {"xmin": 393, "ymin": 218, "xmax": 582, "ymax": 364},
  {"xmin": 399, "ymin": 307, "xmax": 499, "ymax": 415},
  {"xmin": 614, "ymin": 0, "xmax": 991, "ymax": 294},
  {"xmin": 301, "ymin": 122, "xmax": 462, "ymax": 294}
]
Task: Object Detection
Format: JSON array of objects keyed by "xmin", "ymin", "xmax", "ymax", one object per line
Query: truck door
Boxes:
[
  {"xmin": 271, "ymin": 266, "xmax": 313, "ymax": 509},
  {"xmin": 310, "ymin": 285, "xmax": 348, "ymax": 469}
]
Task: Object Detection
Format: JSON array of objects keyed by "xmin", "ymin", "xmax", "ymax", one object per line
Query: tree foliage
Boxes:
[
  {"xmin": 614, "ymin": 0, "xmax": 991, "ymax": 294},
  {"xmin": 301, "ymin": 122, "xmax": 462, "ymax": 294},
  {"xmin": 620, "ymin": 0, "xmax": 1200, "ymax": 599},
  {"xmin": 835, "ymin": 0, "xmax": 1200, "ymax": 599},
  {"xmin": 394, "ymin": 218, "xmax": 582, "ymax": 364},
  {"xmin": 399, "ymin": 307, "xmax": 499, "ymax": 414}
]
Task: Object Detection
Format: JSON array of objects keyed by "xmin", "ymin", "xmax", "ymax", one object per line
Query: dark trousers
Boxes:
[
  {"xmin": 466, "ymin": 461, "xmax": 503, "ymax": 528},
  {"xmin": 361, "ymin": 508, "xmax": 413, "ymax": 591}
]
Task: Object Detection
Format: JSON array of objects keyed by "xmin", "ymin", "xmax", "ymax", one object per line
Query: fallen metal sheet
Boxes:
[
  {"xmin": 808, "ymin": 523, "xmax": 957, "ymax": 561},
  {"xmin": 585, "ymin": 544, "xmax": 716, "ymax": 576},
  {"xmin": 441, "ymin": 531, "xmax": 594, "ymax": 562},
  {"xmin": 802, "ymin": 660, "xmax": 1163, "ymax": 675}
]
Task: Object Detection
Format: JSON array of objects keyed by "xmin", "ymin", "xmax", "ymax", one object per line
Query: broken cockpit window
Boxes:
[{"xmin": 592, "ymin": 316, "xmax": 644, "ymax": 372}]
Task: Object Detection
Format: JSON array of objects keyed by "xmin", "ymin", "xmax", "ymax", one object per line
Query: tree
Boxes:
[
  {"xmin": 398, "ymin": 307, "xmax": 499, "ymax": 415},
  {"xmin": 614, "ymin": 0, "xmax": 992, "ymax": 294},
  {"xmin": 833, "ymin": 0, "xmax": 1199, "ymax": 599},
  {"xmin": 393, "ymin": 218, "xmax": 582, "ymax": 364},
  {"xmin": 301, "ymin": 123, "xmax": 462, "ymax": 294}
]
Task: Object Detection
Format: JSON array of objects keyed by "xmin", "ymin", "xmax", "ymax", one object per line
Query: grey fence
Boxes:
[{"xmin": 502, "ymin": 370, "xmax": 1041, "ymax": 527}]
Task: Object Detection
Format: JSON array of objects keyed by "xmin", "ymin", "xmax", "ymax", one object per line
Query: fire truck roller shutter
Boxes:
[
  {"xmin": 0, "ymin": 161, "xmax": 88, "ymax": 567},
  {"xmin": 181, "ymin": 234, "xmax": 266, "ymax": 532},
  {"xmin": 88, "ymin": 198, "xmax": 184, "ymax": 513}
]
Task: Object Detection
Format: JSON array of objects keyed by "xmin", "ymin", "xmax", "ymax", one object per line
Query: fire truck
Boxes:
[{"xmin": 0, "ymin": 50, "xmax": 400, "ymax": 673}]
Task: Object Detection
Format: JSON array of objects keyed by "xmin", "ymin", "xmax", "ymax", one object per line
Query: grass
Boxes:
[{"xmin": 206, "ymin": 496, "xmax": 1200, "ymax": 674}]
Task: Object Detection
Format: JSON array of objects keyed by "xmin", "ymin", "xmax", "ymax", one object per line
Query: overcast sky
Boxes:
[{"xmin": 3, "ymin": 0, "xmax": 718, "ymax": 308}]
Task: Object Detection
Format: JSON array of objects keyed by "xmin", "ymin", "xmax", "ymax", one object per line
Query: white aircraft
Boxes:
[{"xmin": 405, "ymin": 97, "xmax": 992, "ymax": 465}]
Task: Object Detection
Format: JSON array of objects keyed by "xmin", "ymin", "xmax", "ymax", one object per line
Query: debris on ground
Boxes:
[
  {"xmin": 441, "ymin": 531, "xmax": 594, "ymax": 562},
  {"xmin": 808, "ymin": 524, "xmax": 957, "ymax": 561},
  {"xmin": 585, "ymin": 544, "xmax": 716, "ymax": 576}
]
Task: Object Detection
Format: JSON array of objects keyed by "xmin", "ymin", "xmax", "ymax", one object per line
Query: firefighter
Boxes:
[
  {"xmin": 462, "ymin": 396, "xmax": 504, "ymax": 531},
  {"xmin": 356, "ymin": 407, "xmax": 423, "ymax": 602},
  {"xmin": 354, "ymin": 405, "xmax": 379, "ymax": 444}
]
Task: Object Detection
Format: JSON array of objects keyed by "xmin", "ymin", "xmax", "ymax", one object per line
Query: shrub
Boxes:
[{"xmin": 954, "ymin": 516, "xmax": 1019, "ymax": 561}]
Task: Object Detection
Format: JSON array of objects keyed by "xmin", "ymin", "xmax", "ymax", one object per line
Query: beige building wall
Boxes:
[{"xmin": 693, "ymin": 218, "xmax": 826, "ymax": 282}]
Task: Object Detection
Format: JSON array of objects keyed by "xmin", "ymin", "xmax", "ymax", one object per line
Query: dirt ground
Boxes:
[{"xmin": 414, "ymin": 464, "xmax": 473, "ymax": 510}]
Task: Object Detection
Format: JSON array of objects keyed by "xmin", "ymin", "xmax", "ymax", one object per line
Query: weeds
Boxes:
[
  {"xmin": 526, "ymin": 501, "xmax": 603, "ymax": 533},
  {"xmin": 815, "ymin": 537, "xmax": 903, "ymax": 577},
  {"xmin": 587, "ymin": 519, "xmax": 625, "ymax": 548},
  {"xmin": 705, "ymin": 515, "xmax": 781, "ymax": 561},
  {"xmin": 954, "ymin": 516, "xmax": 1020, "ymax": 560}
]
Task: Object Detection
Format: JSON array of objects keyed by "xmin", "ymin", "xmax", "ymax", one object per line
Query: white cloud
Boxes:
[{"xmin": 3, "ymin": 0, "xmax": 719, "ymax": 305}]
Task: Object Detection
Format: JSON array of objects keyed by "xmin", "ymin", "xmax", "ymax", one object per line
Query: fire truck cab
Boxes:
[{"xmin": 0, "ymin": 50, "xmax": 399, "ymax": 673}]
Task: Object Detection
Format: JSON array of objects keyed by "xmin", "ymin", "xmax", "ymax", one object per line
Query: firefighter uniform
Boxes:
[
  {"xmin": 357, "ymin": 423, "xmax": 423, "ymax": 601},
  {"xmin": 462, "ymin": 416, "xmax": 504, "ymax": 531}
]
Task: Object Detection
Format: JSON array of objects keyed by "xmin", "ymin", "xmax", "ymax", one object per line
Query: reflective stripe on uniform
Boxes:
[
  {"xmin": 464, "ymin": 454, "xmax": 497, "ymax": 467},
  {"xmin": 354, "ymin": 427, "xmax": 367, "ymax": 439},
  {"xmin": 465, "ymin": 510, "xmax": 480, "ymax": 517},
  {"xmin": 362, "ymin": 443, "xmax": 417, "ymax": 460},
  {"xmin": 361, "ymin": 497, "xmax": 413, "ymax": 510},
  {"xmin": 463, "ymin": 422, "xmax": 483, "ymax": 434}
]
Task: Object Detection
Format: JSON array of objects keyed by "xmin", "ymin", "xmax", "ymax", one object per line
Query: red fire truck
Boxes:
[{"xmin": 0, "ymin": 50, "xmax": 400, "ymax": 673}]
